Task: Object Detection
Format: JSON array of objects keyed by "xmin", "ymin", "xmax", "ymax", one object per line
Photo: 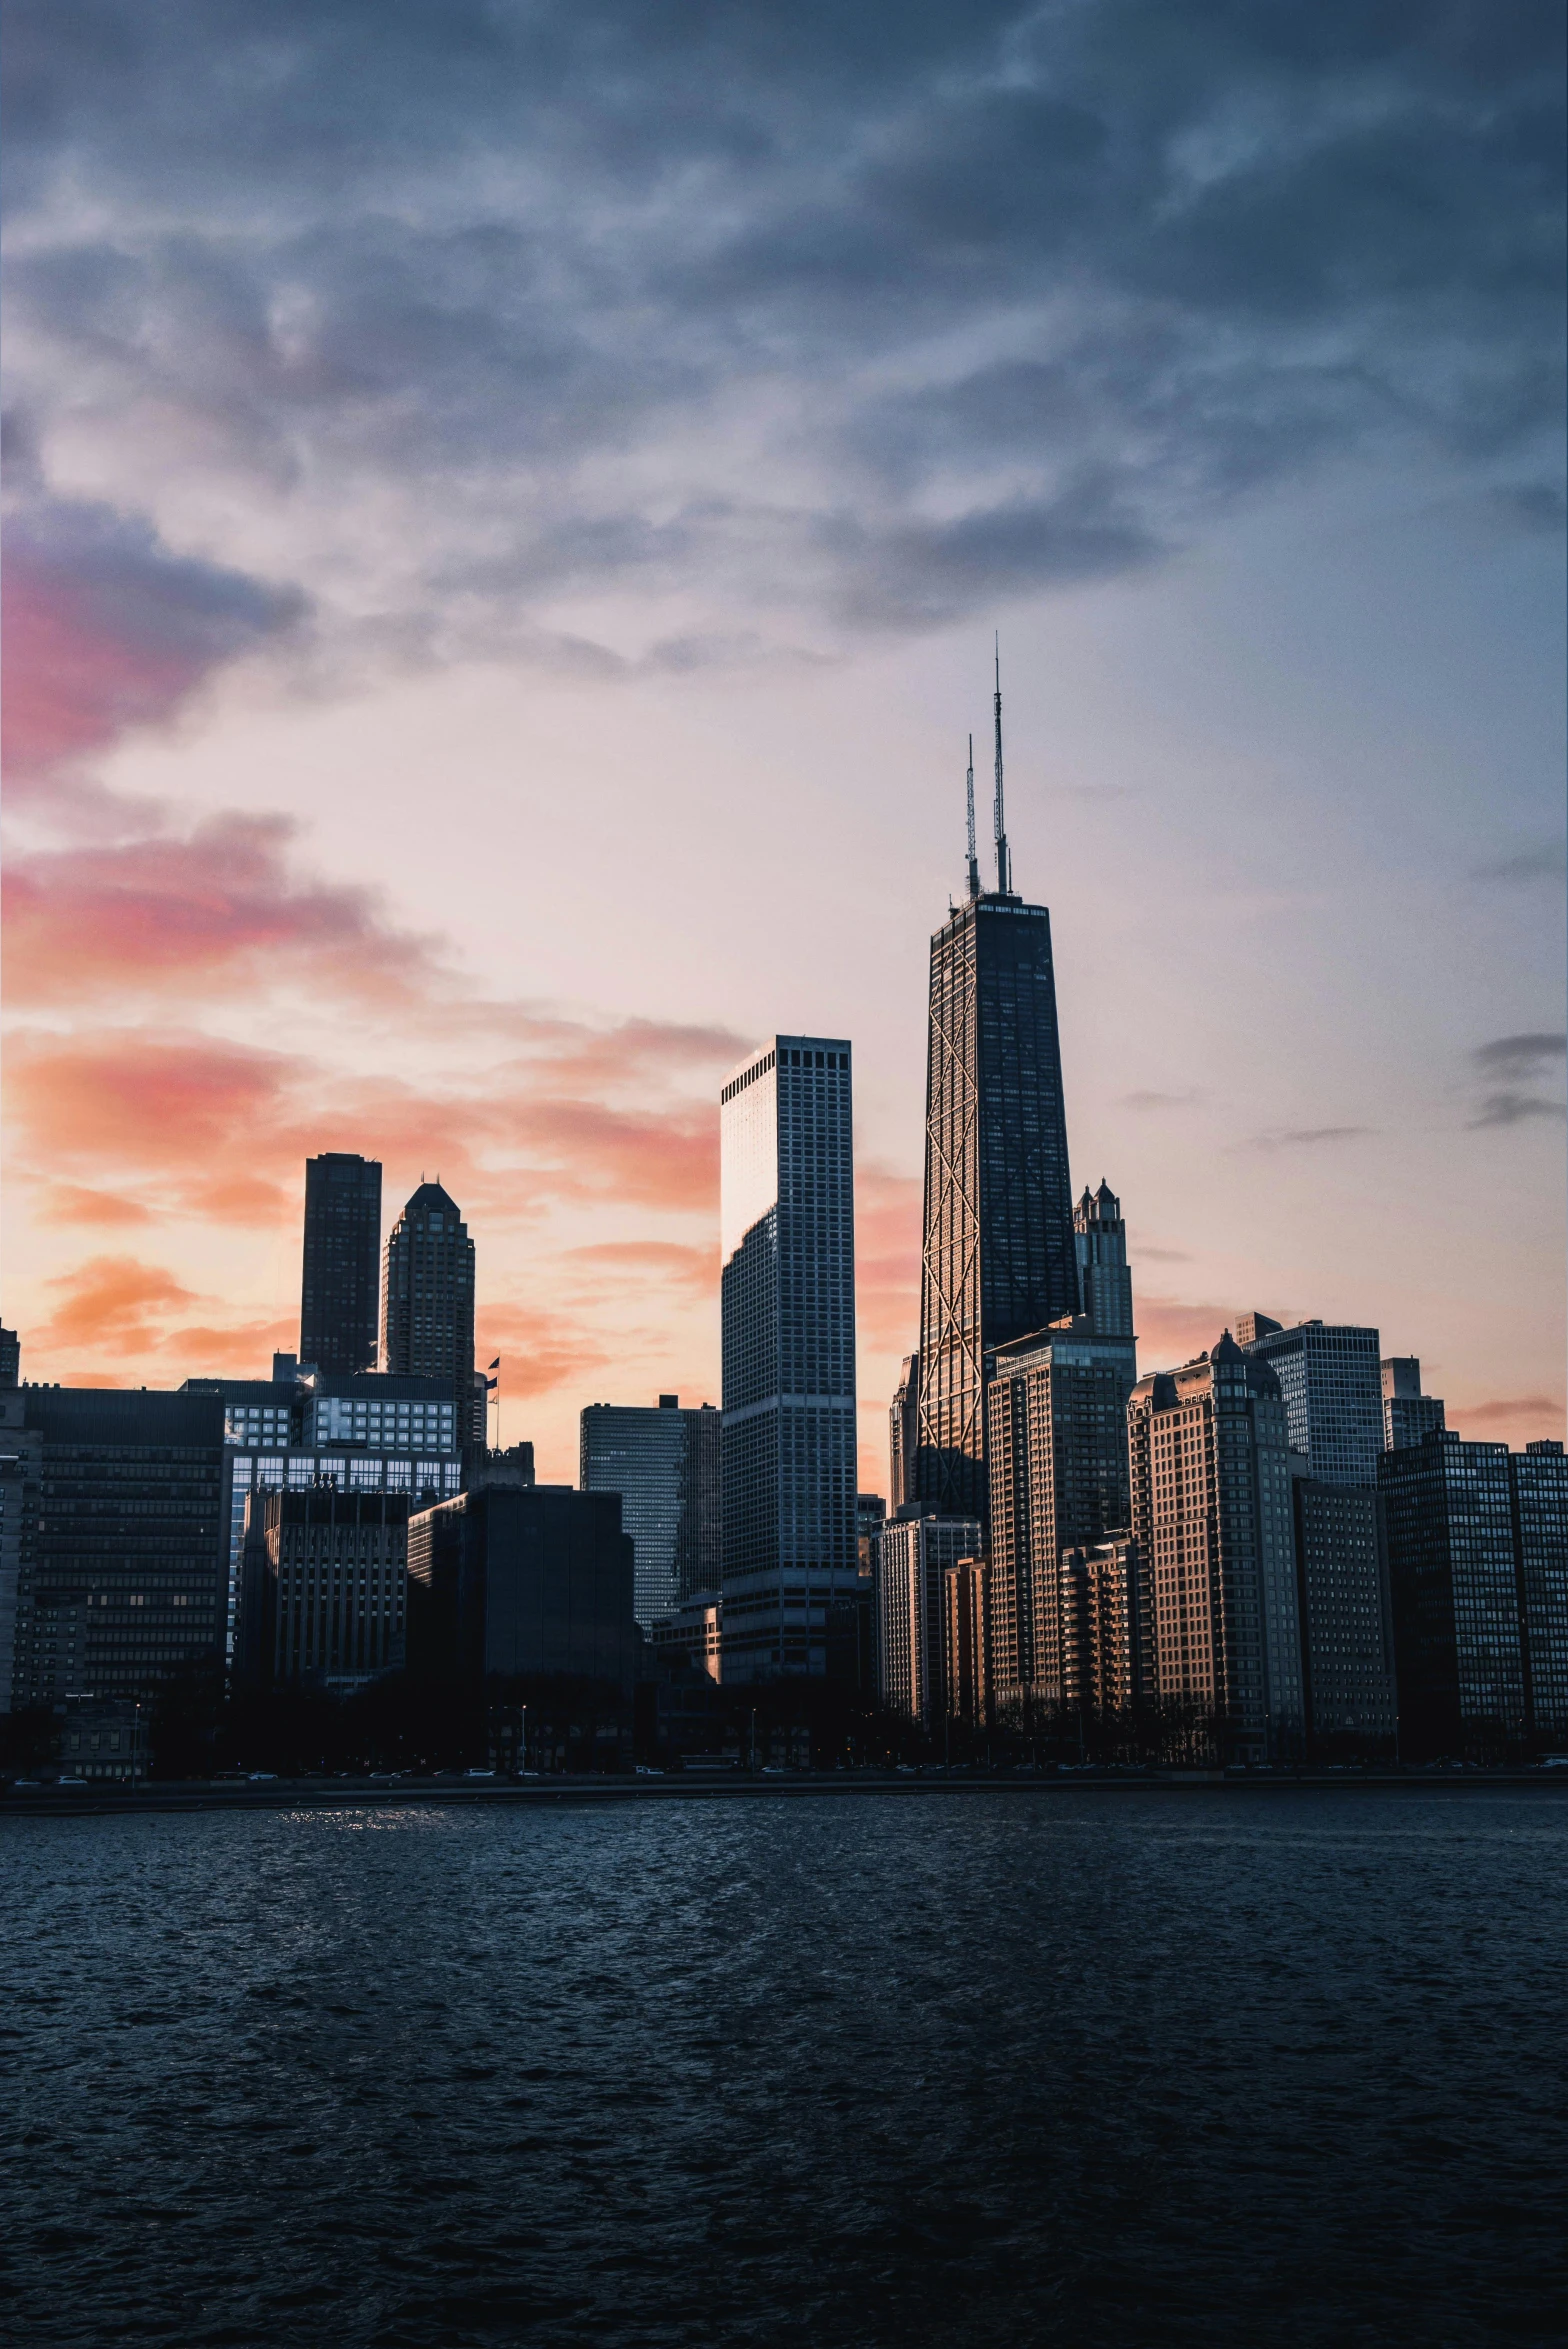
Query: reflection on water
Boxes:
[{"xmin": 3, "ymin": 1791, "xmax": 1563, "ymax": 2347}]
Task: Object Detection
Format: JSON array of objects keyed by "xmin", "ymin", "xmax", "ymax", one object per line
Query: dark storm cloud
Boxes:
[
  {"xmin": 1469, "ymin": 1032, "xmax": 1567, "ymax": 1129},
  {"xmin": 3, "ymin": 0, "xmax": 1562, "ymax": 674}
]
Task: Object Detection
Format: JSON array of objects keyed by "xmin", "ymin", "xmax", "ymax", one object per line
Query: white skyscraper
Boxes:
[{"xmin": 719, "ymin": 1035, "xmax": 857, "ymax": 1682}]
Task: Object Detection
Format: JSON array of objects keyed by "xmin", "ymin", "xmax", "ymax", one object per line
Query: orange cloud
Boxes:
[
  {"xmin": 34, "ymin": 1256, "xmax": 200, "ymax": 1354},
  {"xmin": 1135, "ymin": 1295, "xmax": 1249, "ymax": 1368},
  {"xmin": 564, "ymin": 1239, "xmax": 718, "ymax": 1296},
  {"xmin": 37, "ymin": 1183, "xmax": 155, "ymax": 1228},
  {"xmin": 476, "ymin": 1303, "xmax": 614, "ymax": 1402}
]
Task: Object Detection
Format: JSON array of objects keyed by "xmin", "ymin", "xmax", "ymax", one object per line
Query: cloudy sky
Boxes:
[{"xmin": 4, "ymin": 0, "xmax": 1564, "ymax": 1482}]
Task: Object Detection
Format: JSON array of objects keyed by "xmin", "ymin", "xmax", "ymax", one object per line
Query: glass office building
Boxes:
[
  {"xmin": 580, "ymin": 1395, "xmax": 721, "ymax": 1631},
  {"xmin": 300, "ymin": 1152, "xmax": 382, "ymax": 1374},
  {"xmin": 1239, "ymin": 1317, "xmax": 1383, "ymax": 1487},
  {"xmin": 720, "ymin": 1035, "xmax": 857, "ymax": 1682},
  {"xmin": 1379, "ymin": 1430, "xmax": 1526, "ymax": 1755}
]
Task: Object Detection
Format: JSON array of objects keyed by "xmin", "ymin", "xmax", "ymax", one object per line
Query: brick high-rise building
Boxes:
[
  {"xmin": 874, "ymin": 1512, "xmax": 981, "ymax": 1728},
  {"xmin": 1058, "ymin": 1537, "xmax": 1140, "ymax": 1716}
]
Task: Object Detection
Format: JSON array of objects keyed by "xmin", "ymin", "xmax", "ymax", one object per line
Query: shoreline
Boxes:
[{"xmin": 4, "ymin": 1768, "xmax": 1565, "ymax": 1818}]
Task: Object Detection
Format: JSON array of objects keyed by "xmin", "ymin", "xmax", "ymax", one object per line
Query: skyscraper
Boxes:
[
  {"xmin": 382, "ymin": 1180, "xmax": 477, "ymax": 1439},
  {"xmin": 580, "ymin": 1395, "xmax": 722, "ymax": 1631},
  {"xmin": 986, "ymin": 1317, "xmax": 1137, "ymax": 1710},
  {"xmin": 1290, "ymin": 1474, "xmax": 1398, "ymax": 1756},
  {"xmin": 888, "ymin": 1353, "xmax": 919, "ymax": 1512},
  {"xmin": 238, "ymin": 1488, "xmax": 410, "ymax": 1689},
  {"xmin": 874, "ymin": 1511, "xmax": 982, "ymax": 1726},
  {"xmin": 300, "ymin": 1153, "xmax": 382, "ymax": 1374},
  {"xmin": 1511, "ymin": 1441, "xmax": 1568, "ymax": 1743},
  {"xmin": 1239, "ymin": 1317, "xmax": 1383, "ymax": 1487},
  {"xmin": 1382, "ymin": 1357, "xmax": 1446, "ymax": 1452},
  {"xmin": 1128, "ymin": 1335, "xmax": 1305, "ymax": 1761},
  {"xmin": 1074, "ymin": 1182, "xmax": 1134, "ymax": 1342},
  {"xmin": 916, "ymin": 676, "xmax": 1078, "ymax": 1523},
  {"xmin": 720, "ymin": 1036, "xmax": 857, "ymax": 1682},
  {"xmin": 1378, "ymin": 1430, "xmax": 1526, "ymax": 1757}
]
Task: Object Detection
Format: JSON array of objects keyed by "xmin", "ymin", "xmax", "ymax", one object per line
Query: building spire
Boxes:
[
  {"xmin": 993, "ymin": 633, "xmax": 1011, "ymax": 894},
  {"xmin": 965, "ymin": 733, "xmax": 980, "ymax": 901}
]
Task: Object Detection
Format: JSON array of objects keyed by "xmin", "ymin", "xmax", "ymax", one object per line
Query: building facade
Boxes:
[
  {"xmin": 1290, "ymin": 1476, "xmax": 1398, "ymax": 1755},
  {"xmin": 1239, "ymin": 1317, "xmax": 1382, "ymax": 1487},
  {"xmin": 382, "ymin": 1180, "xmax": 477, "ymax": 1438},
  {"xmin": 1512, "ymin": 1440, "xmax": 1568, "ymax": 1742},
  {"xmin": 719, "ymin": 1036, "xmax": 857, "ymax": 1682},
  {"xmin": 408, "ymin": 1484, "xmax": 637, "ymax": 1700},
  {"xmin": 1058, "ymin": 1537, "xmax": 1140, "ymax": 1716},
  {"xmin": 4, "ymin": 1388, "xmax": 230, "ymax": 1714},
  {"xmin": 1128, "ymin": 1336, "xmax": 1305, "ymax": 1761},
  {"xmin": 986, "ymin": 1318, "xmax": 1137, "ymax": 1711},
  {"xmin": 300, "ymin": 1152, "xmax": 383, "ymax": 1375},
  {"xmin": 915, "ymin": 878, "xmax": 1079, "ymax": 1525},
  {"xmin": 1378, "ymin": 1430, "xmax": 1526, "ymax": 1756},
  {"xmin": 942, "ymin": 1556, "xmax": 990, "ymax": 1729},
  {"xmin": 1382, "ymin": 1357, "xmax": 1446, "ymax": 1453},
  {"xmin": 580, "ymin": 1395, "xmax": 721, "ymax": 1630},
  {"xmin": 889, "ymin": 1354, "xmax": 919, "ymax": 1512},
  {"xmin": 238, "ymin": 1488, "xmax": 410, "ymax": 1689},
  {"xmin": 873, "ymin": 1512, "xmax": 982, "ymax": 1727},
  {"xmin": 1074, "ymin": 1182, "xmax": 1134, "ymax": 1342}
]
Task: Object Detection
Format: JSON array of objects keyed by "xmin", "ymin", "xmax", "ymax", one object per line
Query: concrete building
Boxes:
[
  {"xmin": 4, "ymin": 1387, "xmax": 230, "ymax": 1714},
  {"xmin": 1511, "ymin": 1440, "xmax": 1568, "ymax": 1744},
  {"xmin": 1290, "ymin": 1476, "xmax": 1398, "ymax": 1756},
  {"xmin": 1074, "ymin": 1182, "xmax": 1134, "ymax": 1343},
  {"xmin": 986, "ymin": 1317, "xmax": 1137, "ymax": 1712},
  {"xmin": 1382, "ymin": 1357, "xmax": 1446, "ymax": 1453},
  {"xmin": 719, "ymin": 1036, "xmax": 857, "ymax": 1683},
  {"xmin": 941, "ymin": 1555, "xmax": 990, "ymax": 1730},
  {"xmin": 889, "ymin": 1354, "xmax": 919, "ymax": 1512},
  {"xmin": 1378, "ymin": 1430, "xmax": 1526, "ymax": 1756},
  {"xmin": 1058, "ymin": 1537, "xmax": 1140, "ymax": 1716},
  {"xmin": 873, "ymin": 1512, "xmax": 981, "ymax": 1727},
  {"xmin": 1128, "ymin": 1336, "xmax": 1305, "ymax": 1762},
  {"xmin": 382, "ymin": 1180, "xmax": 477, "ymax": 1442},
  {"xmin": 299, "ymin": 1153, "xmax": 382, "ymax": 1375},
  {"xmin": 1239, "ymin": 1316, "xmax": 1382, "ymax": 1487},
  {"xmin": 238, "ymin": 1488, "xmax": 410, "ymax": 1690},
  {"xmin": 579, "ymin": 1395, "xmax": 721, "ymax": 1630},
  {"xmin": 407, "ymin": 1484, "xmax": 637, "ymax": 1700}
]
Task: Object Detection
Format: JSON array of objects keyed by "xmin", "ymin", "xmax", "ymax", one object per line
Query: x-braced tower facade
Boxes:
[{"xmin": 915, "ymin": 658, "xmax": 1079, "ymax": 1523}]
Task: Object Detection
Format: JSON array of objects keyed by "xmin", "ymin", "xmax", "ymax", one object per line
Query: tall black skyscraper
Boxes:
[
  {"xmin": 300, "ymin": 1153, "xmax": 382, "ymax": 1373},
  {"xmin": 382, "ymin": 1181, "xmax": 477, "ymax": 1438},
  {"xmin": 916, "ymin": 674, "xmax": 1078, "ymax": 1522}
]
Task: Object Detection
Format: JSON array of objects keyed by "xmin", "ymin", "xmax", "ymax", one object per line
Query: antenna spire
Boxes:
[
  {"xmin": 965, "ymin": 734, "xmax": 980, "ymax": 900},
  {"xmin": 993, "ymin": 633, "xmax": 1011, "ymax": 894}
]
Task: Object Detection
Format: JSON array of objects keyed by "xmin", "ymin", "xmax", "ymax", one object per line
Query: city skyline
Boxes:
[{"xmin": 4, "ymin": 8, "xmax": 1563, "ymax": 1487}]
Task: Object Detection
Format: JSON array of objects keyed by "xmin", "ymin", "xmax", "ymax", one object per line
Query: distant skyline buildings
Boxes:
[
  {"xmin": 1383, "ymin": 1357, "xmax": 1447, "ymax": 1453},
  {"xmin": 580, "ymin": 1395, "xmax": 721, "ymax": 1631},
  {"xmin": 382, "ymin": 1180, "xmax": 477, "ymax": 1442},
  {"xmin": 1239, "ymin": 1316, "xmax": 1383, "ymax": 1489},
  {"xmin": 299, "ymin": 1153, "xmax": 382, "ymax": 1375},
  {"xmin": 719, "ymin": 1036, "xmax": 858, "ymax": 1682}
]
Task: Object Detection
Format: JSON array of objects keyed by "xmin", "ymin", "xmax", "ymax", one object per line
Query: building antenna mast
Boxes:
[
  {"xmin": 993, "ymin": 633, "xmax": 1011, "ymax": 894},
  {"xmin": 965, "ymin": 733, "xmax": 980, "ymax": 901}
]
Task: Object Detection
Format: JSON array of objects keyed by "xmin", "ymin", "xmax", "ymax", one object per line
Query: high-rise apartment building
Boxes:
[
  {"xmin": 237, "ymin": 1488, "xmax": 410, "ymax": 1689},
  {"xmin": 1058, "ymin": 1537, "xmax": 1140, "ymax": 1715},
  {"xmin": 889, "ymin": 1354, "xmax": 919, "ymax": 1512},
  {"xmin": 1290, "ymin": 1476, "xmax": 1398, "ymax": 1755},
  {"xmin": 580, "ymin": 1395, "xmax": 722, "ymax": 1630},
  {"xmin": 1074, "ymin": 1183, "xmax": 1134, "ymax": 1342},
  {"xmin": 916, "ymin": 685, "xmax": 1078, "ymax": 1524},
  {"xmin": 942, "ymin": 1556, "xmax": 990, "ymax": 1729},
  {"xmin": 986, "ymin": 1317, "xmax": 1137, "ymax": 1710},
  {"xmin": 719, "ymin": 1036, "xmax": 857, "ymax": 1682},
  {"xmin": 1128, "ymin": 1336, "xmax": 1305, "ymax": 1761},
  {"xmin": 874, "ymin": 1512, "xmax": 982, "ymax": 1726},
  {"xmin": 1378, "ymin": 1430, "xmax": 1526, "ymax": 1756},
  {"xmin": 1382, "ymin": 1357, "xmax": 1446, "ymax": 1452},
  {"xmin": 4, "ymin": 1388, "xmax": 230, "ymax": 1713},
  {"xmin": 382, "ymin": 1181, "xmax": 477, "ymax": 1437},
  {"xmin": 299, "ymin": 1153, "xmax": 382, "ymax": 1374},
  {"xmin": 1511, "ymin": 1441, "xmax": 1568, "ymax": 1743},
  {"xmin": 1240, "ymin": 1317, "xmax": 1382, "ymax": 1487}
]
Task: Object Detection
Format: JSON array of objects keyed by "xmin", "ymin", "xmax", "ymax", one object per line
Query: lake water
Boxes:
[{"xmin": 2, "ymin": 1789, "xmax": 1563, "ymax": 2347}]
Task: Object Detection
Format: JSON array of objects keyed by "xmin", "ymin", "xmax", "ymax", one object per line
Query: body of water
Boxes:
[{"xmin": 2, "ymin": 1789, "xmax": 1563, "ymax": 2347}]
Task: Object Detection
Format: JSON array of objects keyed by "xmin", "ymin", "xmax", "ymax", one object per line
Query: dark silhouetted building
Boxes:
[
  {"xmin": 1074, "ymin": 1182, "xmax": 1134, "ymax": 1343},
  {"xmin": 300, "ymin": 1153, "xmax": 382, "ymax": 1375},
  {"xmin": 889, "ymin": 1353, "xmax": 919, "ymax": 1511},
  {"xmin": 5, "ymin": 1387, "xmax": 229, "ymax": 1713},
  {"xmin": 1379, "ymin": 1430, "xmax": 1526, "ymax": 1756},
  {"xmin": 238, "ymin": 1487, "xmax": 409, "ymax": 1689},
  {"xmin": 0, "ymin": 1328, "xmax": 19, "ymax": 1388},
  {"xmin": 719, "ymin": 1036, "xmax": 857, "ymax": 1683},
  {"xmin": 987, "ymin": 1317, "xmax": 1136, "ymax": 1713},
  {"xmin": 408, "ymin": 1484, "xmax": 636, "ymax": 1700},
  {"xmin": 0, "ymin": 1391, "xmax": 43, "ymax": 1713},
  {"xmin": 580, "ymin": 1395, "xmax": 721, "ymax": 1629},
  {"xmin": 382, "ymin": 1180, "xmax": 477, "ymax": 1439},
  {"xmin": 1382, "ymin": 1357, "xmax": 1446, "ymax": 1452},
  {"xmin": 1128, "ymin": 1337, "xmax": 1304, "ymax": 1761},
  {"xmin": 1290, "ymin": 1474, "xmax": 1397, "ymax": 1756},
  {"xmin": 857, "ymin": 1492, "xmax": 886, "ymax": 1573},
  {"xmin": 1512, "ymin": 1440, "xmax": 1568, "ymax": 1743},
  {"xmin": 874, "ymin": 1512, "xmax": 981, "ymax": 1727},
  {"xmin": 1239, "ymin": 1317, "xmax": 1382, "ymax": 1487},
  {"xmin": 916, "ymin": 688, "xmax": 1078, "ymax": 1524},
  {"xmin": 1059, "ymin": 1537, "xmax": 1140, "ymax": 1716}
]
